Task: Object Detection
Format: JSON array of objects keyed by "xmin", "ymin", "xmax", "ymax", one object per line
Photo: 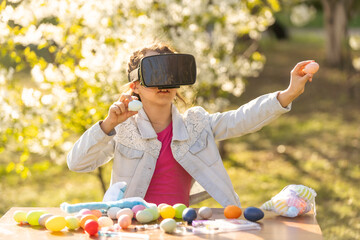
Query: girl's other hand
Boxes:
[
  {"xmin": 277, "ymin": 60, "xmax": 316, "ymax": 108},
  {"xmin": 100, "ymin": 94, "xmax": 139, "ymax": 134},
  {"xmin": 289, "ymin": 60, "xmax": 315, "ymax": 94}
]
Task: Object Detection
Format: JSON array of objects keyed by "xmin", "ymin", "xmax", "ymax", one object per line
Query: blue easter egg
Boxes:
[
  {"xmin": 286, "ymin": 206, "xmax": 299, "ymax": 218},
  {"xmin": 182, "ymin": 208, "xmax": 197, "ymax": 223},
  {"xmin": 244, "ymin": 207, "xmax": 264, "ymax": 222}
]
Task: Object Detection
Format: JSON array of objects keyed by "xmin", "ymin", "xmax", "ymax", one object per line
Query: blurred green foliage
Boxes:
[{"xmin": 0, "ymin": 0, "xmax": 279, "ymax": 181}]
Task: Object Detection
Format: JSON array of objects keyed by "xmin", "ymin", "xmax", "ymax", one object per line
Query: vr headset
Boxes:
[{"xmin": 128, "ymin": 53, "xmax": 197, "ymax": 89}]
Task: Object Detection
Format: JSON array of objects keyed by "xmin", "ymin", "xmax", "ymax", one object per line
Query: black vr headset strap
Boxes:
[{"xmin": 128, "ymin": 68, "xmax": 139, "ymax": 82}]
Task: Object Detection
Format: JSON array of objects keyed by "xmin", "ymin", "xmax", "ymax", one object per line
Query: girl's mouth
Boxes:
[{"xmin": 157, "ymin": 89, "xmax": 170, "ymax": 93}]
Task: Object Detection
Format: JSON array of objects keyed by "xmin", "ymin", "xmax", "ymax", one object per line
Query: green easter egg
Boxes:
[
  {"xmin": 147, "ymin": 206, "xmax": 160, "ymax": 220},
  {"xmin": 173, "ymin": 204, "xmax": 187, "ymax": 219},
  {"xmin": 65, "ymin": 216, "xmax": 80, "ymax": 230},
  {"xmin": 136, "ymin": 209, "xmax": 154, "ymax": 224},
  {"xmin": 26, "ymin": 210, "xmax": 47, "ymax": 226},
  {"xmin": 45, "ymin": 215, "xmax": 66, "ymax": 232},
  {"xmin": 13, "ymin": 210, "xmax": 27, "ymax": 223}
]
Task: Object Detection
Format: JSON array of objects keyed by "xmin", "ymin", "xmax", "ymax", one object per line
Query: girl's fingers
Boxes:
[
  {"xmin": 119, "ymin": 94, "xmax": 133, "ymax": 105},
  {"xmin": 110, "ymin": 104, "xmax": 121, "ymax": 115},
  {"xmin": 292, "ymin": 60, "xmax": 314, "ymax": 75},
  {"xmin": 114, "ymin": 102, "xmax": 126, "ymax": 114},
  {"xmin": 131, "ymin": 95, "xmax": 139, "ymax": 101}
]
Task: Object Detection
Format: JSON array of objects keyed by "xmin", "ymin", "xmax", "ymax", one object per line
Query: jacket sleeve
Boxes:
[
  {"xmin": 209, "ymin": 91, "xmax": 291, "ymax": 141},
  {"xmin": 67, "ymin": 121, "xmax": 116, "ymax": 172}
]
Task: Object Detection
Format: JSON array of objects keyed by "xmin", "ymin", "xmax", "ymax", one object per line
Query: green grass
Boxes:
[
  {"xmin": 1, "ymin": 31, "xmax": 360, "ymax": 240},
  {"xmin": 193, "ymin": 33, "xmax": 360, "ymax": 240}
]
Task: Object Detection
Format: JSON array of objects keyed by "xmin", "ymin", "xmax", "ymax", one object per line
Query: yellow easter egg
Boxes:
[
  {"xmin": 26, "ymin": 210, "xmax": 47, "ymax": 226},
  {"xmin": 13, "ymin": 210, "xmax": 27, "ymax": 223},
  {"xmin": 160, "ymin": 205, "xmax": 175, "ymax": 219},
  {"xmin": 273, "ymin": 199, "xmax": 289, "ymax": 215},
  {"xmin": 45, "ymin": 215, "xmax": 66, "ymax": 232}
]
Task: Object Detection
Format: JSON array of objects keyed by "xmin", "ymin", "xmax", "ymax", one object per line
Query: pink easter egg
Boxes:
[
  {"xmin": 132, "ymin": 205, "xmax": 146, "ymax": 216},
  {"xmin": 79, "ymin": 209, "xmax": 92, "ymax": 215},
  {"xmin": 303, "ymin": 62, "xmax": 319, "ymax": 74},
  {"xmin": 118, "ymin": 215, "xmax": 131, "ymax": 229}
]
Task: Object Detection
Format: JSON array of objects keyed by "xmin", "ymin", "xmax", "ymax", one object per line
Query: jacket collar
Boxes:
[{"xmin": 136, "ymin": 104, "xmax": 189, "ymax": 141}]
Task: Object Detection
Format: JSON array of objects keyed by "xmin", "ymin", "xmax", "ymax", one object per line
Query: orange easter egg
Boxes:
[
  {"xmin": 80, "ymin": 214, "xmax": 98, "ymax": 229},
  {"xmin": 91, "ymin": 210, "xmax": 102, "ymax": 218},
  {"xmin": 224, "ymin": 205, "xmax": 242, "ymax": 219}
]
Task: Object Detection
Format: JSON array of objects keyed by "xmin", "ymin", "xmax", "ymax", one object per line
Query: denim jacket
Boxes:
[{"xmin": 67, "ymin": 91, "xmax": 291, "ymax": 207}]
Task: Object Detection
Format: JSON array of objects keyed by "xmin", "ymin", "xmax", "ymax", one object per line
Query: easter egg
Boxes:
[
  {"xmin": 98, "ymin": 216, "xmax": 114, "ymax": 228},
  {"xmin": 132, "ymin": 205, "xmax": 147, "ymax": 216},
  {"xmin": 39, "ymin": 214, "xmax": 54, "ymax": 227},
  {"xmin": 224, "ymin": 205, "xmax": 242, "ymax": 219},
  {"xmin": 136, "ymin": 209, "xmax": 154, "ymax": 223},
  {"xmin": 160, "ymin": 218, "xmax": 177, "ymax": 233},
  {"xmin": 116, "ymin": 208, "xmax": 134, "ymax": 219},
  {"xmin": 244, "ymin": 207, "xmax": 264, "ymax": 222},
  {"xmin": 118, "ymin": 215, "xmax": 131, "ymax": 229},
  {"xmin": 45, "ymin": 215, "xmax": 66, "ymax": 232},
  {"xmin": 147, "ymin": 205, "xmax": 160, "ymax": 220},
  {"xmin": 80, "ymin": 214, "xmax": 98, "ymax": 229},
  {"xmin": 303, "ymin": 62, "xmax": 319, "ymax": 74},
  {"xmin": 128, "ymin": 100, "xmax": 143, "ymax": 111},
  {"xmin": 160, "ymin": 205, "xmax": 176, "ymax": 219},
  {"xmin": 26, "ymin": 210, "xmax": 47, "ymax": 226},
  {"xmin": 182, "ymin": 208, "xmax": 197, "ymax": 223},
  {"xmin": 65, "ymin": 216, "xmax": 80, "ymax": 230},
  {"xmin": 107, "ymin": 207, "xmax": 121, "ymax": 219},
  {"xmin": 173, "ymin": 204, "xmax": 187, "ymax": 219},
  {"xmin": 13, "ymin": 210, "xmax": 27, "ymax": 223},
  {"xmin": 91, "ymin": 210, "xmax": 102, "ymax": 218},
  {"xmin": 84, "ymin": 219, "xmax": 99, "ymax": 236},
  {"xmin": 198, "ymin": 207, "xmax": 212, "ymax": 219},
  {"xmin": 79, "ymin": 209, "xmax": 92, "ymax": 215},
  {"xmin": 273, "ymin": 199, "xmax": 289, "ymax": 215},
  {"xmin": 286, "ymin": 206, "xmax": 299, "ymax": 218},
  {"xmin": 158, "ymin": 203, "xmax": 169, "ymax": 211}
]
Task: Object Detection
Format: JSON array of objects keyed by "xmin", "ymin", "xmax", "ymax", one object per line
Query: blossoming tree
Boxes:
[{"xmin": 0, "ymin": 0, "xmax": 279, "ymax": 183}]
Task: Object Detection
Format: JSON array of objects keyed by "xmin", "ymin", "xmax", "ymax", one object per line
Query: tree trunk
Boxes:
[
  {"xmin": 97, "ymin": 166, "xmax": 107, "ymax": 195},
  {"xmin": 321, "ymin": 0, "xmax": 352, "ymax": 68}
]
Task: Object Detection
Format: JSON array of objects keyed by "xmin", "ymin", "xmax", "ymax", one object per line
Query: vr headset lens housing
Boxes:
[{"xmin": 129, "ymin": 54, "xmax": 196, "ymax": 89}]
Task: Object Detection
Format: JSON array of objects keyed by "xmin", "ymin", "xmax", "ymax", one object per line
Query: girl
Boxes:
[{"xmin": 67, "ymin": 43, "xmax": 315, "ymax": 207}]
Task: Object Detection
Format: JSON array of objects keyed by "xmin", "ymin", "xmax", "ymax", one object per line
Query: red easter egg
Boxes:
[{"xmin": 84, "ymin": 219, "xmax": 99, "ymax": 236}]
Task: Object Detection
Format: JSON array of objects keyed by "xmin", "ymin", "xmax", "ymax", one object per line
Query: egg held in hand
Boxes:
[
  {"xmin": 303, "ymin": 62, "xmax": 319, "ymax": 74},
  {"xmin": 128, "ymin": 100, "xmax": 143, "ymax": 111}
]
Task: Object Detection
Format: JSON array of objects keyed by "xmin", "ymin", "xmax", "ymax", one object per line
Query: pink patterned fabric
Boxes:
[{"xmin": 144, "ymin": 122, "xmax": 192, "ymax": 206}]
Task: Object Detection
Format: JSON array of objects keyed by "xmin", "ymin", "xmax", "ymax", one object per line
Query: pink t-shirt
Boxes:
[{"xmin": 144, "ymin": 122, "xmax": 192, "ymax": 206}]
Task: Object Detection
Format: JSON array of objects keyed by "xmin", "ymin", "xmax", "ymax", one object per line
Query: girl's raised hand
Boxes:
[
  {"xmin": 289, "ymin": 60, "xmax": 316, "ymax": 94},
  {"xmin": 100, "ymin": 94, "xmax": 139, "ymax": 134},
  {"xmin": 277, "ymin": 60, "xmax": 318, "ymax": 108}
]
